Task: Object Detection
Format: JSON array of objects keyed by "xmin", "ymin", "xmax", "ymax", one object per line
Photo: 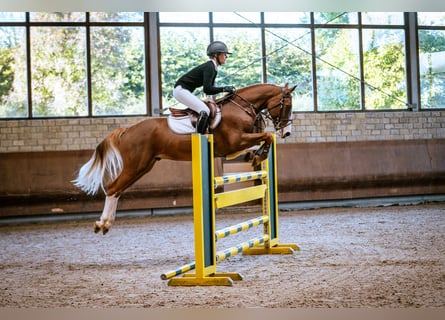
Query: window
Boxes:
[
  {"xmin": 361, "ymin": 12, "xmax": 404, "ymax": 25},
  {"xmin": 158, "ymin": 12, "xmax": 265, "ymax": 115},
  {"xmin": 213, "ymin": 27, "xmax": 263, "ymax": 87},
  {"xmin": 265, "ymin": 28, "xmax": 313, "ymax": 111},
  {"xmin": 212, "ymin": 12, "xmax": 261, "ymax": 24},
  {"xmin": 362, "ymin": 29, "xmax": 407, "ymax": 109},
  {"xmin": 418, "ymin": 12, "xmax": 445, "ymax": 109},
  {"xmin": 0, "ymin": 12, "xmax": 147, "ymax": 118},
  {"xmin": 30, "ymin": 12, "xmax": 85, "ymax": 22},
  {"xmin": 90, "ymin": 26, "xmax": 146, "ymax": 115},
  {"xmin": 263, "ymin": 12, "xmax": 310, "ymax": 24},
  {"xmin": 0, "ymin": 12, "xmax": 25, "ymax": 22},
  {"xmin": 0, "ymin": 24, "xmax": 27, "ymax": 117},
  {"xmin": 158, "ymin": 12, "xmax": 208, "ymax": 23},
  {"xmin": 90, "ymin": 12, "xmax": 143, "ymax": 22},
  {"xmin": 315, "ymin": 28, "xmax": 361, "ymax": 110},
  {"xmin": 30, "ymin": 25, "xmax": 87, "ymax": 117},
  {"xmin": 159, "ymin": 26, "xmax": 210, "ymax": 110},
  {"xmin": 314, "ymin": 12, "xmax": 358, "ymax": 24}
]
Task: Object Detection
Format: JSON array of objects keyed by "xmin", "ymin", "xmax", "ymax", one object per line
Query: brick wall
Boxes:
[
  {"xmin": 277, "ymin": 111, "xmax": 445, "ymax": 143},
  {"xmin": 1, "ymin": 110, "xmax": 445, "ymax": 153},
  {"xmin": 0, "ymin": 117, "xmax": 140, "ymax": 152}
]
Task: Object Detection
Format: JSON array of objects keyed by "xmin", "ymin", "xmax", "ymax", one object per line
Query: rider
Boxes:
[{"xmin": 173, "ymin": 41, "xmax": 236, "ymax": 134}]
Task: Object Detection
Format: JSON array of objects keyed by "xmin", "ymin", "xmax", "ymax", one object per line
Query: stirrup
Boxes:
[{"xmin": 196, "ymin": 111, "xmax": 209, "ymax": 134}]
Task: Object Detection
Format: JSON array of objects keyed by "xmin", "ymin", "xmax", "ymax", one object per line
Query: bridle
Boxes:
[
  {"xmin": 263, "ymin": 87, "xmax": 293, "ymax": 131},
  {"xmin": 226, "ymin": 86, "xmax": 293, "ymax": 132}
]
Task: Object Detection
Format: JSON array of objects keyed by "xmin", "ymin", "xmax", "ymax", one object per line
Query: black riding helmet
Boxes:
[{"xmin": 206, "ymin": 41, "xmax": 231, "ymax": 57}]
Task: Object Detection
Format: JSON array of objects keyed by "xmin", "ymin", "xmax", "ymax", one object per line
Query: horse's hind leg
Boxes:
[
  {"xmin": 94, "ymin": 195, "xmax": 120, "ymax": 235},
  {"xmin": 94, "ymin": 158, "xmax": 158, "ymax": 234}
]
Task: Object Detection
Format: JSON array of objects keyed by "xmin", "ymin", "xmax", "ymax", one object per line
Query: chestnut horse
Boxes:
[{"xmin": 73, "ymin": 83, "xmax": 296, "ymax": 234}]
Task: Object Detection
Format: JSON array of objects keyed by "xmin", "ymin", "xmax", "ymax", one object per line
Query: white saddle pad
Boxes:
[
  {"xmin": 167, "ymin": 110, "xmax": 222, "ymax": 135},
  {"xmin": 167, "ymin": 115, "xmax": 195, "ymax": 134}
]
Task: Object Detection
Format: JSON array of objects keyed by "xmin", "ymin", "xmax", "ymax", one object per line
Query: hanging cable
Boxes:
[
  {"xmin": 162, "ymin": 12, "xmax": 409, "ymax": 113},
  {"xmin": 219, "ymin": 12, "xmax": 348, "ymax": 80},
  {"xmin": 161, "ymin": 13, "xmax": 348, "ymax": 113},
  {"xmin": 229, "ymin": 11, "xmax": 408, "ymax": 108}
]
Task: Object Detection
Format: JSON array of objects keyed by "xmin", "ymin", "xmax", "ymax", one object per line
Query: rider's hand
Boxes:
[{"xmin": 223, "ymin": 86, "xmax": 235, "ymax": 94}]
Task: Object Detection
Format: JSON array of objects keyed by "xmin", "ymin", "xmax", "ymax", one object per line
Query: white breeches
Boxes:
[{"xmin": 173, "ymin": 85, "xmax": 210, "ymax": 115}]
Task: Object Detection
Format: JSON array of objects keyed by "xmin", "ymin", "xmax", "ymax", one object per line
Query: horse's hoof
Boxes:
[
  {"xmin": 252, "ymin": 155, "xmax": 261, "ymax": 168},
  {"xmin": 243, "ymin": 151, "xmax": 254, "ymax": 162},
  {"xmin": 102, "ymin": 222, "xmax": 112, "ymax": 235},
  {"xmin": 93, "ymin": 222, "xmax": 101, "ymax": 233}
]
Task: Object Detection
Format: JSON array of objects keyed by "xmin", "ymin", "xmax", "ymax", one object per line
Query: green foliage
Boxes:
[
  {"xmin": 266, "ymin": 30, "xmax": 313, "ymax": 110},
  {"xmin": 364, "ymin": 41, "xmax": 406, "ymax": 109},
  {"xmin": 1, "ymin": 13, "xmax": 146, "ymax": 117},
  {"xmin": 316, "ymin": 29, "xmax": 361, "ymax": 110},
  {"xmin": 315, "ymin": 12, "xmax": 352, "ymax": 24},
  {"xmin": 419, "ymin": 30, "xmax": 445, "ymax": 53},
  {"xmin": 214, "ymin": 30, "xmax": 263, "ymax": 88},
  {"xmin": 160, "ymin": 27, "xmax": 267, "ymax": 111},
  {"xmin": 31, "ymin": 26, "xmax": 87, "ymax": 116},
  {"xmin": 0, "ymin": 46, "xmax": 14, "ymax": 100},
  {"xmin": 159, "ymin": 25, "xmax": 412, "ymax": 111},
  {"xmin": 160, "ymin": 28, "xmax": 209, "ymax": 108},
  {"xmin": 91, "ymin": 26, "xmax": 145, "ymax": 115}
]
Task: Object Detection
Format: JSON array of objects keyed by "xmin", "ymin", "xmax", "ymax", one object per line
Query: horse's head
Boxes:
[{"xmin": 265, "ymin": 83, "xmax": 297, "ymax": 139}]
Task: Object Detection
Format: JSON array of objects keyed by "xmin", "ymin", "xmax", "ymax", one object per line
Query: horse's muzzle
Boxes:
[{"xmin": 278, "ymin": 123, "xmax": 292, "ymax": 139}]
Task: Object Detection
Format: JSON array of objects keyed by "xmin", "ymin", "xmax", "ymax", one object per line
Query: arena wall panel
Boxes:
[{"xmin": 1, "ymin": 111, "xmax": 444, "ymax": 216}]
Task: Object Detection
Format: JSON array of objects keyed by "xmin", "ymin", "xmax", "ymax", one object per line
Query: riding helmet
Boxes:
[{"xmin": 207, "ymin": 41, "xmax": 231, "ymax": 57}]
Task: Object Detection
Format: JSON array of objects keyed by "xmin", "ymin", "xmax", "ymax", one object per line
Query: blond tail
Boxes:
[{"xmin": 72, "ymin": 128, "xmax": 125, "ymax": 195}]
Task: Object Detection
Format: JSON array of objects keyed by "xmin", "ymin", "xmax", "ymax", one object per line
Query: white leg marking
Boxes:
[{"xmin": 95, "ymin": 195, "xmax": 120, "ymax": 234}]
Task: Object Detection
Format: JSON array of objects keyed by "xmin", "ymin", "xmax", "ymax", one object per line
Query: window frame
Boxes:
[
  {"xmin": 0, "ymin": 11, "xmax": 444, "ymax": 120},
  {"xmin": 157, "ymin": 12, "xmax": 425, "ymax": 113}
]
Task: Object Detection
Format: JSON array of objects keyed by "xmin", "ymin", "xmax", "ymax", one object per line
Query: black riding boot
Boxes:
[{"xmin": 196, "ymin": 111, "xmax": 209, "ymax": 134}]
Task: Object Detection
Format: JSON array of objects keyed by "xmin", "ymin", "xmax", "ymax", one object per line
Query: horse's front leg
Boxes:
[
  {"xmin": 94, "ymin": 195, "xmax": 120, "ymax": 235},
  {"xmin": 238, "ymin": 132, "xmax": 273, "ymax": 167},
  {"xmin": 252, "ymin": 141, "xmax": 272, "ymax": 167}
]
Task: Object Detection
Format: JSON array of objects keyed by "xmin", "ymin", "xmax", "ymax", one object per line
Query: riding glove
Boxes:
[{"xmin": 223, "ymin": 86, "xmax": 236, "ymax": 94}]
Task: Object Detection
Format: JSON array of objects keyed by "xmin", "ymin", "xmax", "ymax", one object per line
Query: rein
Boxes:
[
  {"xmin": 226, "ymin": 93, "xmax": 266, "ymax": 133},
  {"xmin": 226, "ymin": 94, "xmax": 257, "ymax": 117}
]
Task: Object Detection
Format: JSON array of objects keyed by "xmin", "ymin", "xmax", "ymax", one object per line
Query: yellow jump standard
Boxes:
[{"xmin": 162, "ymin": 134, "xmax": 298, "ymax": 286}]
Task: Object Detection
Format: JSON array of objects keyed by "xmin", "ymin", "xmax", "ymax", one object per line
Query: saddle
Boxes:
[{"xmin": 169, "ymin": 99, "xmax": 220, "ymax": 130}]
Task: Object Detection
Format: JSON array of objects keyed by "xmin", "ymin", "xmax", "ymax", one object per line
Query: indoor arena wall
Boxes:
[{"xmin": 1, "ymin": 111, "xmax": 444, "ymax": 216}]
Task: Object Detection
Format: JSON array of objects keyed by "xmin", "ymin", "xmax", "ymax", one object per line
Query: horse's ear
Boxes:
[
  {"xmin": 284, "ymin": 83, "xmax": 297, "ymax": 92},
  {"xmin": 284, "ymin": 83, "xmax": 297, "ymax": 94}
]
